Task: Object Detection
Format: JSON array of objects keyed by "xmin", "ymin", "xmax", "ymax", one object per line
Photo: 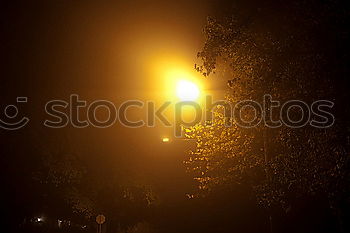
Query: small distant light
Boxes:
[
  {"xmin": 37, "ymin": 217, "xmax": 43, "ymax": 222},
  {"xmin": 162, "ymin": 137, "xmax": 170, "ymax": 142}
]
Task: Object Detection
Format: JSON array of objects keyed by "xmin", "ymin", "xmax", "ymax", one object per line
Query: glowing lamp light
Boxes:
[
  {"xmin": 176, "ymin": 80, "xmax": 200, "ymax": 101},
  {"xmin": 162, "ymin": 137, "xmax": 170, "ymax": 142}
]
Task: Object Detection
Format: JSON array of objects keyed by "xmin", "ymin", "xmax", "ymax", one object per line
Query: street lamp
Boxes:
[{"xmin": 176, "ymin": 80, "xmax": 200, "ymax": 101}]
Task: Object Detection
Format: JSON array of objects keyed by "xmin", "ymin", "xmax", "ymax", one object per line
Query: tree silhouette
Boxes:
[{"xmin": 187, "ymin": 2, "xmax": 350, "ymax": 231}]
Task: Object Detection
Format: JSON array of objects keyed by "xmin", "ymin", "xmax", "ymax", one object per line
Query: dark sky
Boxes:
[{"xmin": 1, "ymin": 0, "xmax": 230, "ymax": 201}]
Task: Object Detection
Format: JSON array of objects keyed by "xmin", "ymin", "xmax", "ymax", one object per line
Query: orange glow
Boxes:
[
  {"xmin": 146, "ymin": 55, "xmax": 205, "ymax": 102},
  {"xmin": 176, "ymin": 80, "xmax": 200, "ymax": 101}
]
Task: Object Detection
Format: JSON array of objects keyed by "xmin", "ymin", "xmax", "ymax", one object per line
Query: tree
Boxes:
[
  {"xmin": 187, "ymin": 0, "xmax": 350, "ymax": 220},
  {"xmin": 26, "ymin": 134, "xmax": 157, "ymax": 232}
]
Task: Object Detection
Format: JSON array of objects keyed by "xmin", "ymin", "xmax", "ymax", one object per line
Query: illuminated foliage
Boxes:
[{"xmin": 187, "ymin": 1, "xmax": 349, "ymax": 210}]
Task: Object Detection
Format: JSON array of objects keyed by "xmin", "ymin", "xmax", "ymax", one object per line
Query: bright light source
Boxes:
[
  {"xmin": 37, "ymin": 217, "xmax": 43, "ymax": 222},
  {"xmin": 162, "ymin": 137, "xmax": 170, "ymax": 142},
  {"xmin": 176, "ymin": 80, "xmax": 200, "ymax": 101}
]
